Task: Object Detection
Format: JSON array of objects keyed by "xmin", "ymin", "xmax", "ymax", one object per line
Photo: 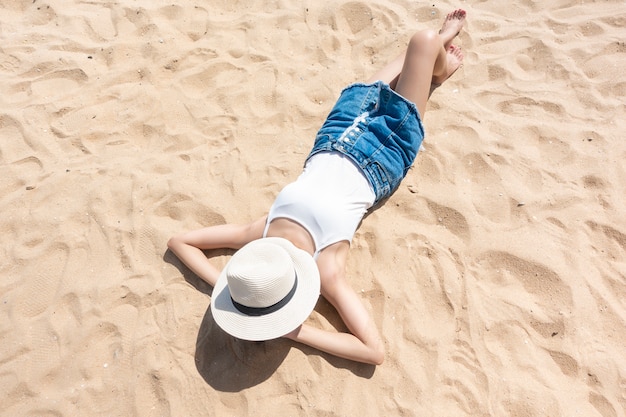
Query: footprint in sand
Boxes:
[
  {"xmin": 589, "ymin": 391, "xmax": 619, "ymax": 417},
  {"xmin": 460, "ymin": 151, "xmax": 510, "ymax": 223},
  {"xmin": 424, "ymin": 198, "xmax": 470, "ymax": 243},
  {"xmin": 475, "ymin": 250, "xmax": 573, "ymax": 339},
  {"xmin": 154, "ymin": 193, "xmax": 227, "ymax": 228},
  {"xmin": 158, "ymin": 4, "xmax": 209, "ymax": 41},
  {"xmin": 436, "ymin": 338, "xmax": 490, "ymax": 415},
  {"xmin": 14, "ymin": 243, "xmax": 69, "ymax": 318},
  {"xmin": 584, "ymin": 221, "xmax": 626, "ymax": 261},
  {"xmin": 24, "ymin": 3, "xmax": 57, "ymax": 26},
  {"xmin": 337, "ymin": 2, "xmax": 373, "ymax": 34}
]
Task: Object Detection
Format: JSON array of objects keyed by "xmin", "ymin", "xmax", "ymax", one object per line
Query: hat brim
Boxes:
[{"xmin": 210, "ymin": 237, "xmax": 321, "ymax": 341}]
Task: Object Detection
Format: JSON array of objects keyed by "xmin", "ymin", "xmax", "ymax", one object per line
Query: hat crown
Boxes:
[{"xmin": 226, "ymin": 241, "xmax": 296, "ymax": 309}]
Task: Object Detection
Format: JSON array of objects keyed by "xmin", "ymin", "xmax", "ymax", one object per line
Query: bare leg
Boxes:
[
  {"xmin": 367, "ymin": 9, "xmax": 466, "ymax": 116},
  {"xmin": 366, "ymin": 53, "xmax": 404, "ymax": 89}
]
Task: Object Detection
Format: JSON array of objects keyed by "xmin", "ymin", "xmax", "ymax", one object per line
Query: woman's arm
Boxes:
[
  {"xmin": 285, "ymin": 242, "xmax": 385, "ymax": 365},
  {"xmin": 167, "ymin": 216, "xmax": 267, "ymax": 286},
  {"xmin": 284, "ymin": 322, "xmax": 384, "ymax": 365}
]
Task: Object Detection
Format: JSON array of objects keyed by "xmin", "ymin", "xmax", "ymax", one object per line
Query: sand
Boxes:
[{"xmin": 1, "ymin": 0, "xmax": 625, "ymax": 416}]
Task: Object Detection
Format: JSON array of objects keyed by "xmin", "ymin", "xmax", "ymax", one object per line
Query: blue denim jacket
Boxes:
[{"xmin": 306, "ymin": 81, "xmax": 425, "ymax": 203}]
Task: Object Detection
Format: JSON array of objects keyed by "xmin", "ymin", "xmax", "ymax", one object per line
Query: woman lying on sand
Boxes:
[{"xmin": 168, "ymin": 9, "xmax": 467, "ymax": 365}]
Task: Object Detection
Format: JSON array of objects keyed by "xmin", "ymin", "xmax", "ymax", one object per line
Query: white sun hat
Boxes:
[{"xmin": 210, "ymin": 237, "xmax": 320, "ymax": 341}]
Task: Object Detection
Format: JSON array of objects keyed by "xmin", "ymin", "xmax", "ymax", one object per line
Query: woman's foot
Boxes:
[
  {"xmin": 439, "ymin": 9, "xmax": 466, "ymax": 49},
  {"xmin": 432, "ymin": 45, "xmax": 464, "ymax": 85}
]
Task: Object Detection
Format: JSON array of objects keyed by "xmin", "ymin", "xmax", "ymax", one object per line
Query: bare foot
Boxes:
[
  {"xmin": 439, "ymin": 9, "xmax": 466, "ymax": 49},
  {"xmin": 432, "ymin": 45, "xmax": 464, "ymax": 85}
]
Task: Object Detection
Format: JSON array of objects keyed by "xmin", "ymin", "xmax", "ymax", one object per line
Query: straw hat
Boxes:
[{"xmin": 211, "ymin": 237, "xmax": 320, "ymax": 341}]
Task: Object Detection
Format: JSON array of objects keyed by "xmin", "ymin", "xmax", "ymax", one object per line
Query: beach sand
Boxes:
[{"xmin": 1, "ymin": 0, "xmax": 625, "ymax": 416}]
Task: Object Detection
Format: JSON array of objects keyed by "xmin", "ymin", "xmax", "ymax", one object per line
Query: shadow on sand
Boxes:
[{"xmin": 164, "ymin": 248, "xmax": 376, "ymax": 392}]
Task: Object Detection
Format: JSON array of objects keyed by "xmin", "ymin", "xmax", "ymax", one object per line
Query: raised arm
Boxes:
[
  {"xmin": 284, "ymin": 242, "xmax": 385, "ymax": 365},
  {"xmin": 167, "ymin": 216, "xmax": 267, "ymax": 286}
]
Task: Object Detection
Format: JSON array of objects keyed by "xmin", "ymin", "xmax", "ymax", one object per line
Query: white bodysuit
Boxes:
[{"xmin": 264, "ymin": 152, "xmax": 376, "ymax": 258}]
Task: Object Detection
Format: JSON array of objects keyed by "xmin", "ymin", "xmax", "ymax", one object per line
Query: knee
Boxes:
[
  {"xmin": 410, "ymin": 28, "xmax": 439, "ymax": 42},
  {"xmin": 167, "ymin": 234, "xmax": 183, "ymax": 251},
  {"xmin": 371, "ymin": 346, "xmax": 385, "ymax": 366},
  {"xmin": 407, "ymin": 29, "xmax": 442, "ymax": 52}
]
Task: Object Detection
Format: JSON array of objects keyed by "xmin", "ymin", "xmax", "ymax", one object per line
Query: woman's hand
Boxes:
[{"xmin": 167, "ymin": 216, "xmax": 267, "ymax": 286}]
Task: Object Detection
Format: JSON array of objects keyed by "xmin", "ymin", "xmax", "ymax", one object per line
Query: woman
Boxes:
[{"xmin": 168, "ymin": 10, "xmax": 467, "ymax": 365}]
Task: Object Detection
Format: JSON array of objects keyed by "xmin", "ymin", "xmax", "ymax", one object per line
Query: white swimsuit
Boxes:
[{"xmin": 264, "ymin": 152, "xmax": 376, "ymax": 258}]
